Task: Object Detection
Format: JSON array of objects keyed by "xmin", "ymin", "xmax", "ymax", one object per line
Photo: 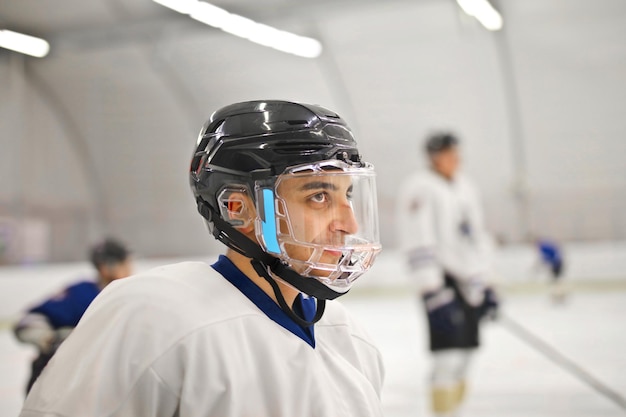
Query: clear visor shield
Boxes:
[{"xmin": 256, "ymin": 160, "xmax": 381, "ymax": 293}]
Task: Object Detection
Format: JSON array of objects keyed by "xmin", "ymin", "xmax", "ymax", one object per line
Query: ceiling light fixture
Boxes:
[
  {"xmin": 0, "ymin": 29, "xmax": 50, "ymax": 58},
  {"xmin": 456, "ymin": 0, "xmax": 503, "ymax": 31},
  {"xmin": 153, "ymin": 0, "xmax": 322, "ymax": 58}
]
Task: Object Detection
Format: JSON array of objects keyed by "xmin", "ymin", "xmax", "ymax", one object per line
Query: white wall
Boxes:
[{"xmin": 1, "ymin": 0, "xmax": 625, "ymax": 262}]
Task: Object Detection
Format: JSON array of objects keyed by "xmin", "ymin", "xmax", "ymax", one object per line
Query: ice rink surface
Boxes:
[
  {"xmin": 342, "ymin": 287, "xmax": 626, "ymax": 417},
  {"xmin": 2, "ymin": 280, "xmax": 626, "ymax": 416}
]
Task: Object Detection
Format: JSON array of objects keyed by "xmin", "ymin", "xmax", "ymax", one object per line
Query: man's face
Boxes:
[
  {"xmin": 275, "ymin": 173, "xmax": 358, "ymax": 276},
  {"xmin": 431, "ymin": 146, "xmax": 460, "ymax": 179},
  {"xmin": 99, "ymin": 259, "xmax": 133, "ymax": 286}
]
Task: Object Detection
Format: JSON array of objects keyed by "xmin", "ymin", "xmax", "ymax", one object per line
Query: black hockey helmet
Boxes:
[
  {"xmin": 190, "ymin": 100, "xmax": 362, "ymax": 215},
  {"xmin": 190, "ymin": 100, "xmax": 380, "ymax": 304},
  {"xmin": 89, "ymin": 238, "xmax": 130, "ymax": 269},
  {"xmin": 424, "ymin": 132, "xmax": 459, "ymax": 155}
]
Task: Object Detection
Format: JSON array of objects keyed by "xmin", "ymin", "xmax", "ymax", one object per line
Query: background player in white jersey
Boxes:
[
  {"xmin": 19, "ymin": 100, "xmax": 385, "ymax": 417},
  {"xmin": 398, "ymin": 132, "xmax": 499, "ymax": 417},
  {"xmin": 13, "ymin": 237, "xmax": 132, "ymax": 394}
]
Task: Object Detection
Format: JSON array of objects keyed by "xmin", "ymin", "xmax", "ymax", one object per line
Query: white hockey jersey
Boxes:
[
  {"xmin": 19, "ymin": 257, "xmax": 385, "ymax": 417},
  {"xmin": 397, "ymin": 169, "xmax": 495, "ymax": 294}
]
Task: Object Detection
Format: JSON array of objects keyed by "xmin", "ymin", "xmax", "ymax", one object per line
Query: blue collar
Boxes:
[{"xmin": 212, "ymin": 255, "xmax": 316, "ymax": 348}]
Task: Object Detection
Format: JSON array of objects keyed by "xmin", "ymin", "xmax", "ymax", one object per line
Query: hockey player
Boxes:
[
  {"xmin": 398, "ymin": 132, "xmax": 498, "ymax": 417},
  {"xmin": 14, "ymin": 237, "xmax": 132, "ymax": 393},
  {"xmin": 533, "ymin": 236, "xmax": 567, "ymax": 303},
  {"xmin": 19, "ymin": 100, "xmax": 385, "ymax": 417}
]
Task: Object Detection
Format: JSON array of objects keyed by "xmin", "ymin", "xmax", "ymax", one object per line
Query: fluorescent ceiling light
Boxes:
[
  {"xmin": 0, "ymin": 29, "xmax": 50, "ymax": 58},
  {"xmin": 456, "ymin": 0, "xmax": 503, "ymax": 31},
  {"xmin": 153, "ymin": 0, "xmax": 322, "ymax": 58},
  {"xmin": 153, "ymin": 0, "xmax": 198, "ymax": 14}
]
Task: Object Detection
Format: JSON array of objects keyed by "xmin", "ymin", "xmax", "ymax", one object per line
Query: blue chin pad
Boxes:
[{"xmin": 260, "ymin": 188, "xmax": 281, "ymax": 254}]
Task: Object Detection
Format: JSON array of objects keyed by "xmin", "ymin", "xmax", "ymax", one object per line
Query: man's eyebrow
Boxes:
[{"xmin": 299, "ymin": 181, "xmax": 338, "ymax": 192}]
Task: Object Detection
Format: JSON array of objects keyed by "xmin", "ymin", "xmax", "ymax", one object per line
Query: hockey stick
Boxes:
[{"xmin": 498, "ymin": 312, "xmax": 626, "ymax": 411}]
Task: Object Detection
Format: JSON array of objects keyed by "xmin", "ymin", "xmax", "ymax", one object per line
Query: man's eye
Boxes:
[{"xmin": 310, "ymin": 192, "xmax": 328, "ymax": 204}]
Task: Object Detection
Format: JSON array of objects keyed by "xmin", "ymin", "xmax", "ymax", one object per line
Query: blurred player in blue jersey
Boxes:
[
  {"xmin": 398, "ymin": 132, "xmax": 499, "ymax": 417},
  {"xmin": 13, "ymin": 237, "xmax": 132, "ymax": 393},
  {"xmin": 19, "ymin": 100, "xmax": 385, "ymax": 417}
]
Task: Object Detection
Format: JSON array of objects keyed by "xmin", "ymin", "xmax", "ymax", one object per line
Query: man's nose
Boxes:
[{"xmin": 330, "ymin": 203, "xmax": 359, "ymax": 235}]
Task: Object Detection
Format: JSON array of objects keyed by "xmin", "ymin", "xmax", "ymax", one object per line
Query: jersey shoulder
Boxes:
[
  {"xmin": 399, "ymin": 170, "xmax": 441, "ymax": 201},
  {"xmin": 93, "ymin": 261, "xmax": 260, "ymax": 328},
  {"xmin": 454, "ymin": 172, "xmax": 479, "ymax": 191},
  {"xmin": 65, "ymin": 280, "xmax": 100, "ymax": 296}
]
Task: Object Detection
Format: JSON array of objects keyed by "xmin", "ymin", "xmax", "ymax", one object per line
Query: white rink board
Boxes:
[{"xmin": 1, "ymin": 241, "xmax": 626, "ymax": 320}]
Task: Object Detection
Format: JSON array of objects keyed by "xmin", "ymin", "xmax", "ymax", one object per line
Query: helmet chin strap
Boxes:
[
  {"xmin": 251, "ymin": 259, "xmax": 325, "ymax": 327},
  {"xmin": 196, "ymin": 197, "xmax": 344, "ymax": 326}
]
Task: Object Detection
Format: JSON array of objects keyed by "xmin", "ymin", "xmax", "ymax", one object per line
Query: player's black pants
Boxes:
[{"xmin": 424, "ymin": 273, "xmax": 481, "ymax": 352}]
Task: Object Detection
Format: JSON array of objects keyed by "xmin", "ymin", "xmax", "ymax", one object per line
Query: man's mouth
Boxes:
[
  {"xmin": 320, "ymin": 249, "xmax": 347, "ymax": 266},
  {"xmin": 324, "ymin": 249, "xmax": 343, "ymax": 257}
]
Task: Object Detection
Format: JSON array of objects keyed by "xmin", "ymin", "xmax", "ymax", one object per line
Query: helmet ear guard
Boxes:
[
  {"xmin": 217, "ymin": 185, "xmax": 255, "ymax": 232},
  {"xmin": 215, "ymin": 184, "xmax": 284, "ymax": 254}
]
